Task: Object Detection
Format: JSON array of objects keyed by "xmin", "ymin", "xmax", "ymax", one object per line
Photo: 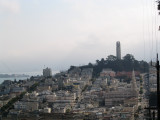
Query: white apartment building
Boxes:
[{"xmin": 43, "ymin": 67, "xmax": 52, "ymax": 77}]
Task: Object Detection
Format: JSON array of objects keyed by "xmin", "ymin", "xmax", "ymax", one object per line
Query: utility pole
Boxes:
[
  {"xmin": 156, "ymin": 54, "xmax": 160, "ymax": 120},
  {"xmin": 157, "ymin": 1, "xmax": 160, "ymax": 120}
]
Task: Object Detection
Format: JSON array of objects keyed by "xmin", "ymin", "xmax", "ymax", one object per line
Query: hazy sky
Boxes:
[{"xmin": 0, "ymin": 0, "xmax": 160, "ymax": 74}]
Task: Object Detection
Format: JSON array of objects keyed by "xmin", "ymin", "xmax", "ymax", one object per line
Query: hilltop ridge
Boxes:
[{"xmin": 69, "ymin": 54, "xmax": 149, "ymax": 77}]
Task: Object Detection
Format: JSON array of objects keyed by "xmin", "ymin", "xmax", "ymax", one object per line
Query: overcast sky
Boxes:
[{"xmin": 0, "ymin": 0, "xmax": 160, "ymax": 74}]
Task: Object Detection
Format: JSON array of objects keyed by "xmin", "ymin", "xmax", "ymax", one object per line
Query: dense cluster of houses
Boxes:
[{"xmin": 0, "ymin": 67, "xmax": 144, "ymax": 120}]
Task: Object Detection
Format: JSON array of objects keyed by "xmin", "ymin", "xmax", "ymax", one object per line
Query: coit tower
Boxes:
[{"xmin": 116, "ymin": 41, "xmax": 121, "ymax": 60}]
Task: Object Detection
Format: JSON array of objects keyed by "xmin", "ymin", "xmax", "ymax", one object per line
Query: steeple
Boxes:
[
  {"xmin": 131, "ymin": 70, "xmax": 137, "ymax": 91},
  {"xmin": 131, "ymin": 70, "xmax": 138, "ymax": 97}
]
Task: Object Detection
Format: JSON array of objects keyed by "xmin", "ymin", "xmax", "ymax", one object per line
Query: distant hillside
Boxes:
[
  {"xmin": 0, "ymin": 74, "xmax": 29, "ymax": 78},
  {"xmin": 69, "ymin": 54, "xmax": 149, "ymax": 77}
]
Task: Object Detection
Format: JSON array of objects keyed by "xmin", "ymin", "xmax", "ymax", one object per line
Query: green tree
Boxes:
[
  {"xmin": 106, "ymin": 55, "xmax": 117, "ymax": 61},
  {"xmin": 66, "ymin": 109, "xmax": 70, "ymax": 113},
  {"xmin": 123, "ymin": 54, "xmax": 135, "ymax": 61},
  {"xmin": 88, "ymin": 63, "xmax": 93, "ymax": 67},
  {"xmin": 139, "ymin": 87, "xmax": 143, "ymax": 94},
  {"xmin": 96, "ymin": 60, "xmax": 100, "ymax": 65}
]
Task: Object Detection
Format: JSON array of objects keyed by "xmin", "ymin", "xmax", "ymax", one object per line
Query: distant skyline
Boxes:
[{"xmin": 0, "ymin": 0, "xmax": 160, "ymax": 74}]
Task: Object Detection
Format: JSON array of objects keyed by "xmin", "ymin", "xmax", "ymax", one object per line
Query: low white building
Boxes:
[{"xmin": 44, "ymin": 107, "xmax": 51, "ymax": 113}]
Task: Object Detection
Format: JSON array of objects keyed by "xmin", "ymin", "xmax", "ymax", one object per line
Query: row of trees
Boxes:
[
  {"xmin": 69, "ymin": 54, "xmax": 149, "ymax": 77},
  {"xmin": 0, "ymin": 79, "xmax": 42, "ymax": 117},
  {"xmin": 0, "ymin": 92, "xmax": 26, "ymax": 116}
]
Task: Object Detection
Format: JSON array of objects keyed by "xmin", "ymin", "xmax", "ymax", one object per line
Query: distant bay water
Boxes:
[
  {"xmin": 0, "ymin": 77, "xmax": 29, "ymax": 84},
  {"xmin": 0, "ymin": 71, "xmax": 59, "ymax": 84}
]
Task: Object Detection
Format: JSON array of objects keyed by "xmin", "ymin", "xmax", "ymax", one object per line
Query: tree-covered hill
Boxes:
[{"xmin": 69, "ymin": 54, "xmax": 149, "ymax": 77}]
